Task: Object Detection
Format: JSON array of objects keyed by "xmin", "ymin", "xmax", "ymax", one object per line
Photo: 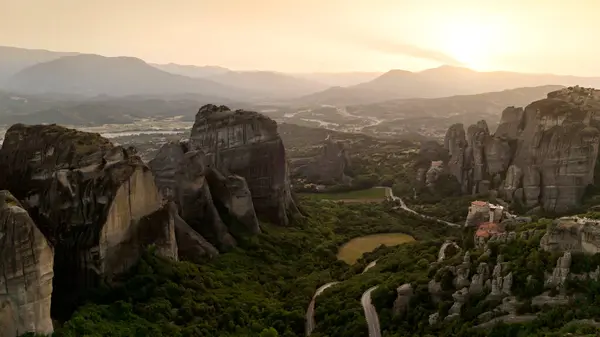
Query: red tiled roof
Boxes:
[
  {"xmin": 475, "ymin": 222, "xmax": 504, "ymax": 238},
  {"xmin": 471, "ymin": 200, "xmax": 488, "ymax": 207},
  {"xmin": 475, "ymin": 229, "xmax": 491, "ymax": 238}
]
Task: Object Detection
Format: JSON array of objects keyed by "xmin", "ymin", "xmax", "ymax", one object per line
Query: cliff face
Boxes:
[
  {"xmin": 189, "ymin": 104, "xmax": 299, "ymax": 226},
  {"xmin": 0, "ymin": 191, "xmax": 54, "ymax": 337},
  {"xmin": 540, "ymin": 217, "xmax": 600, "ymax": 254},
  {"xmin": 439, "ymin": 86, "xmax": 600, "ymax": 213},
  {"xmin": 290, "ymin": 135, "xmax": 351, "ymax": 184},
  {"xmin": 0, "ymin": 124, "xmax": 178, "ymax": 318}
]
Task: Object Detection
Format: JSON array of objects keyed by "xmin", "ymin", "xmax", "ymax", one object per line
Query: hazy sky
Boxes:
[{"xmin": 2, "ymin": 0, "xmax": 600, "ymax": 75}]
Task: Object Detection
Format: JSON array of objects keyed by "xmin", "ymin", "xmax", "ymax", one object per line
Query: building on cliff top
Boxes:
[{"xmin": 466, "ymin": 200, "xmax": 506, "ymax": 229}]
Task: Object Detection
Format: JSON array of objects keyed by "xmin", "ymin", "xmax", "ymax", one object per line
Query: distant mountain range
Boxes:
[
  {"xmin": 293, "ymin": 65, "xmax": 600, "ymax": 105},
  {"xmin": 3, "ymin": 46, "xmax": 600, "ymax": 106},
  {"xmin": 0, "ymin": 46, "xmax": 78, "ymax": 85}
]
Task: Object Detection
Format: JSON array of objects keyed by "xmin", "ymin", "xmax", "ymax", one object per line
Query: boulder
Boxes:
[{"xmin": 0, "ymin": 191, "xmax": 54, "ymax": 337}]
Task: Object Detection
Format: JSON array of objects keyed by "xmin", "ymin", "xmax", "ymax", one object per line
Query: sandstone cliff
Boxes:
[
  {"xmin": 188, "ymin": 104, "xmax": 299, "ymax": 226},
  {"xmin": 0, "ymin": 191, "xmax": 54, "ymax": 337},
  {"xmin": 438, "ymin": 86, "xmax": 600, "ymax": 213},
  {"xmin": 0, "ymin": 124, "xmax": 179, "ymax": 318}
]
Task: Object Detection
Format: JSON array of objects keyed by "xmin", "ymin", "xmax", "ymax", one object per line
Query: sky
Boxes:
[{"xmin": 1, "ymin": 0, "xmax": 600, "ymax": 75}]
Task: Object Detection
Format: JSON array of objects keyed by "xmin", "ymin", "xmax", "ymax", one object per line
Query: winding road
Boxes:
[
  {"xmin": 305, "ymin": 282, "xmax": 339, "ymax": 336},
  {"xmin": 306, "ymin": 189, "xmax": 459, "ymax": 336},
  {"xmin": 362, "ymin": 260, "xmax": 378, "ymax": 273},
  {"xmin": 381, "ymin": 187, "xmax": 459, "ymax": 227},
  {"xmin": 362, "ymin": 286, "xmax": 382, "ymax": 337}
]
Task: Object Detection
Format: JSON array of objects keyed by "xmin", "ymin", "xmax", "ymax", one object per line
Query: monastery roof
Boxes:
[{"xmin": 471, "ymin": 200, "xmax": 488, "ymax": 207}]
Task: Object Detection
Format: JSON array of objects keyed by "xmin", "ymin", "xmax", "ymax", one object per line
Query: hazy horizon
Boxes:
[{"xmin": 3, "ymin": 0, "xmax": 600, "ymax": 76}]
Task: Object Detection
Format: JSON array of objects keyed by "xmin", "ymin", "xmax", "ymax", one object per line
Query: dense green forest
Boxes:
[{"xmin": 48, "ymin": 198, "xmax": 457, "ymax": 336}]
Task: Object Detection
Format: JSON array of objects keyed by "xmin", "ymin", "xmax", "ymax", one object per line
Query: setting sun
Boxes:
[{"xmin": 438, "ymin": 14, "xmax": 509, "ymax": 70}]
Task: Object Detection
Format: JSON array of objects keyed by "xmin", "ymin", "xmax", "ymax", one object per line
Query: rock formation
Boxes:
[
  {"xmin": 440, "ymin": 86, "xmax": 600, "ymax": 213},
  {"xmin": 0, "ymin": 123, "xmax": 179, "ymax": 318},
  {"xmin": 205, "ymin": 169, "xmax": 260, "ymax": 235},
  {"xmin": 188, "ymin": 104, "xmax": 299, "ymax": 226},
  {"xmin": 0, "ymin": 191, "xmax": 54, "ymax": 337},
  {"xmin": 392, "ymin": 283, "xmax": 413, "ymax": 316},
  {"xmin": 174, "ymin": 150, "xmax": 237, "ymax": 251},
  {"xmin": 0, "ymin": 104, "xmax": 296, "ymax": 334},
  {"xmin": 290, "ymin": 135, "xmax": 351, "ymax": 184},
  {"xmin": 540, "ymin": 217, "xmax": 600, "ymax": 254}
]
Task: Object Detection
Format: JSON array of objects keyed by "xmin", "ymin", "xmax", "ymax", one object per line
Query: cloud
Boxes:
[{"xmin": 349, "ymin": 35, "xmax": 465, "ymax": 66}]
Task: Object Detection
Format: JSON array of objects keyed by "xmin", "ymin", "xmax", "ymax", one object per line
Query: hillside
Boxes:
[
  {"xmin": 0, "ymin": 91, "xmax": 243, "ymax": 126},
  {"xmin": 151, "ymin": 63, "xmax": 231, "ymax": 78},
  {"xmin": 5, "ymin": 54, "xmax": 254, "ymax": 99},
  {"xmin": 206, "ymin": 71, "xmax": 328, "ymax": 98},
  {"xmin": 292, "ymin": 71, "xmax": 383, "ymax": 87},
  {"xmin": 0, "ymin": 46, "xmax": 77, "ymax": 85},
  {"xmin": 272, "ymin": 86, "xmax": 563, "ymax": 141},
  {"xmin": 294, "ymin": 65, "xmax": 600, "ymax": 105}
]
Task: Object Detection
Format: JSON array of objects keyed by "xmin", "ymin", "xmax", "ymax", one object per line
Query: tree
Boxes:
[{"xmin": 259, "ymin": 327, "xmax": 279, "ymax": 337}]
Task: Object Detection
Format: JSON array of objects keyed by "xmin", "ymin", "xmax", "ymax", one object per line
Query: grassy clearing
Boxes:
[
  {"xmin": 300, "ymin": 187, "xmax": 387, "ymax": 201},
  {"xmin": 336, "ymin": 233, "xmax": 415, "ymax": 264}
]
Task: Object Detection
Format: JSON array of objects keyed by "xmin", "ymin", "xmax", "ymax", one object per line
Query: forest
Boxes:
[{"xmin": 45, "ymin": 198, "xmax": 457, "ymax": 336}]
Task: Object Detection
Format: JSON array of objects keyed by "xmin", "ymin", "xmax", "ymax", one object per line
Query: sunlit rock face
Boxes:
[
  {"xmin": 0, "ymin": 190, "xmax": 54, "ymax": 337},
  {"xmin": 189, "ymin": 104, "xmax": 299, "ymax": 226},
  {"xmin": 441, "ymin": 86, "xmax": 600, "ymax": 213},
  {"xmin": 0, "ymin": 124, "xmax": 178, "ymax": 318}
]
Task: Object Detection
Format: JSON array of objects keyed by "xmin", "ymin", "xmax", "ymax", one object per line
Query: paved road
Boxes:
[
  {"xmin": 362, "ymin": 260, "xmax": 378, "ymax": 273},
  {"xmin": 305, "ymin": 282, "xmax": 339, "ymax": 336},
  {"xmin": 381, "ymin": 187, "xmax": 459, "ymax": 227},
  {"xmin": 361, "ymin": 286, "xmax": 381, "ymax": 337}
]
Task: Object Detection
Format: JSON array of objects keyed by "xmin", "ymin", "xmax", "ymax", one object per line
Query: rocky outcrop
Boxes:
[
  {"xmin": 175, "ymin": 150, "xmax": 237, "ymax": 251},
  {"xmin": 148, "ymin": 141, "xmax": 186, "ymax": 200},
  {"xmin": 172, "ymin": 205, "xmax": 219, "ymax": 262},
  {"xmin": 0, "ymin": 124, "xmax": 178, "ymax": 318},
  {"xmin": 545, "ymin": 252, "xmax": 571, "ymax": 289},
  {"xmin": 392, "ymin": 283, "xmax": 413, "ymax": 316},
  {"xmin": 441, "ymin": 86, "xmax": 600, "ymax": 213},
  {"xmin": 206, "ymin": 169, "xmax": 260, "ymax": 235},
  {"xmin": 148, "ymin": 142, "xmax": 245, "ymax": 253},
  {"xmin": 0, "ymin": 191, "xmax": 54, "ymax": 337},
  {"xmin": 290, "ymin": 135, "xmax": 351, "ymax": 184},
  {"xmin": 438, "ymin": 240, "xmax": 461, "ymax": 262},
  {"xmin": 444, "ymin": 123, "xmax": 468, "ymax": 192},
  {"xmin": 189, "ymin": 104, "xmax": 299, "ymax": 226},
  {"xmin": 540, "ymin": 217, "xmax": 600, "ymax": 254}
]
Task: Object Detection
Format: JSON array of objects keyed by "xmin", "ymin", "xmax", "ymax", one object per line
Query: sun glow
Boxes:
[{"xmin": 438, "ymin": 15, "xmax": 507, "ymax": 70}]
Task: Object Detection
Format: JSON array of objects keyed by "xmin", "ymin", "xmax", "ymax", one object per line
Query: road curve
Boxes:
[
  {"xmin": 305, "ymin": 282, "xmax": 339, "ymax": 336},
  {"xmin": 361, "ymin": 286, "xmax": 381, "ymax": 337},
  {"xmin": 381, "ymin": 187, "xmax": 459, "ymax": 227},
  {"xmin": 363, "ymin": 260, "xmax": 378, "ymax": 273}
]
